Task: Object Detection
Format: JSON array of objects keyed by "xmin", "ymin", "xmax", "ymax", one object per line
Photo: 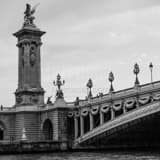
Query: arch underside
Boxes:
[
  {"xmin": 75, "ymin": 102, "xmax": 160, "ymax": 149},
  {"xmin": 0, "ymin": 121, "xmax": 5, "ymax": 141},
  {"xmin": 42, "ymin": 119, "xmax": 53, "ymax": 140}
]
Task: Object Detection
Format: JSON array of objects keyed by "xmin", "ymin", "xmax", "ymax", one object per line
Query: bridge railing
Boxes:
[
  {"xmin": 0, "ymin": 107, "xmax": 14, "ymax": 112},
  {"xmin": 67, "ymin": 81, "xmax": 160, "ymax": 141}
]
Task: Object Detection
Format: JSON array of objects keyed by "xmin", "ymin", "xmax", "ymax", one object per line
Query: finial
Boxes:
[
  {"xmin": 86, "ymin": 78, "xmax": 93, "ymax": 98},
  {"xmin": 23, "ymin": 3, "xmax": 40, "ymax": 27},
  {"xmin": 133, "ymin": 63, "xmax": 140, "ymax": 86},
  {"xmin": 149, "ymin": 62, "xmax": 153, "ymax": 83},
  {"xmin": 108, "ymin": 71, "xmax": 114, "ymax": 92},
  {"xmin": 53, "ymin": 74, "xmax": 65, "ymax": 99}
]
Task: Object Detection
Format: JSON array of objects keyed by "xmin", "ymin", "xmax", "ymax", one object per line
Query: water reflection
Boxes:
[{"xmin": 0, "ymin": 152, "xmax": 160, "ymax": 160}]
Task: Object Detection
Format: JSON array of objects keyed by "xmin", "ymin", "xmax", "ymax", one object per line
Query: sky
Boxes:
[{"xmin": 1, "ymin": 0, "xmax": 160, "ymax": 106}]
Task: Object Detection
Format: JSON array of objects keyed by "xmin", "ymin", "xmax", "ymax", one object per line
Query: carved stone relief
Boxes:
[
  {"xmin": 30, "ymin": 45, "xmax": 36, "ymax": 66},
  {"xmin": 16, "ymin": 95, "xmax": 23, "ymax": 104},
  {"xmin": 30, "ymin": 94, "xmax": 38, "ymax": 104}
]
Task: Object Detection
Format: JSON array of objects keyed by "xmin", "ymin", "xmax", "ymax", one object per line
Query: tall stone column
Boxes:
[
  {"xmin": 136, "ymin": 97, "xmax": 139, "ymax": 108},
  {"xmin": 13, "ymin": 4, "xmax": 46, "ymax": 142},
  {"xmin": 123, "ymin": 104, "xmax": 126, "ymax": 114},
  {"xmin": 74, "ymin": 117, "xmax": 78, "ymax": 139},
  {"xmin": 100, "ymin": 111, "xmax": 104, "ymax": 125},
  {"xmin": 80, "ymin": 116, "xmax": 84, "ymax": 136},
  {"xmin": 13, "ymin": 16, "xmax": 45, "ymax": 106},
  {"xmin": 111, "ymin": 106, "xmax": 115, "ymax": 120},
  {"xmin": 89, "ymin": 112, "xmax": 94, "ymax": 131}
]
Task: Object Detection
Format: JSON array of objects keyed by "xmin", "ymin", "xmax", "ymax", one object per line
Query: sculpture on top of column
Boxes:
[
  {"xmin": 53, "ymin": 74, "xmax": 65, "ymax": 99},
  {"xmin": 86, "ymin": 78, "xmax": 93, "ymax": 99},
  {"xmin": 109, "ymin": 71, "xmax": 114, "ymax": 93},
  {"xmin": 74, "ymin": 97, "xmax": 80, "ymax": 106},
  {"xmin": 133, "ymin": 63, "xmax": 140, "ymax": 87},
  {"xmin": 46, "ymin": 96, "xmax": 52, "ymax": 104},
  {"xmin": 23, "ymin": 3, "xmax": 40, "ymax": 27}
]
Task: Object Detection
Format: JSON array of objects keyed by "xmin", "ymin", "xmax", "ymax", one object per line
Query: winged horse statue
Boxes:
[{"xmin": 24, "ymin": 3, "xmax": 40, "ymax": 25}]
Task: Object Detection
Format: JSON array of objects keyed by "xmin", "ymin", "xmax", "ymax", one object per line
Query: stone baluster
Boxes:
[{"xmin": 74, "ymin": 117, "xmax": 78, "ymax": 139}]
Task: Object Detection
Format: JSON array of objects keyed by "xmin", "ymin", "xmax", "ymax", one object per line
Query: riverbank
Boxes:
[
  {"xmin": 0, "ymin": 151, "xmax": 160, "ymax": 160},
  {"xmin": 0, "ymin": 141, "xmax": 160, "ymax": 154},
  {"xmin": 0, "ymin": 141, "xmax": 69, "ymax": 154}
]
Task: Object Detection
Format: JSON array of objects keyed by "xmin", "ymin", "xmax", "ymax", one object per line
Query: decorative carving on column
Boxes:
[
  {"xmin": 153, "ymin": 93, "xmax": 160, "ymax": 101},
  {"xmin": 81, "ymin": 108, "xmax": 89, "ymax": 117},
  {"xmin": 30, "ymin": 94, "xmax": 38, "ymax": 104},
  {"xmin": 113, "ymin": 101, "xmax": 122, "ymax": 111},
  {"xmin": 91, "ymin": 106, "xmax": 99, "ymax": 115},
  {"xmin": 138, "ymin": 95, "xmax": 151, "ymax": 105},
  {"xmin": 30, "ymin": 44, "xmax": 37, "ymax": 66},
  {"xmin": 124, "ymin": 98, "xmax": 136, "ymax": 110},
  {"xmin": 101, "ymin": 105, "xmax": 110, "ymax": 113},
  {"xmin": 16, "ymin": 95, "xmax": 23, "ymax": 104}
]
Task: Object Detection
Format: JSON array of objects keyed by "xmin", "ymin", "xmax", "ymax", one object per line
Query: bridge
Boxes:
[
  {"xmin": 67, "ymin": 81, "xmax": 160, "ymax": 149},
  {"xmin": 1, "ymin": 4, "xmax": 160, "ymax": 153}
]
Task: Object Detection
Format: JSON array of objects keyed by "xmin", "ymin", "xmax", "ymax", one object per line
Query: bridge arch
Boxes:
[
  {"xmin": 42, "ymin": 119, "xmax": 53, "ymax": 140},
  {"xmin": 0, "ymin": 121, "xmax": 6, "ymax": 140}
]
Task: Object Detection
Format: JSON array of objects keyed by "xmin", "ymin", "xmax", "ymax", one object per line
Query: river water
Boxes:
[{"xmin": 0, "ymin": 151, "xmax": 160, "ymax": 160}]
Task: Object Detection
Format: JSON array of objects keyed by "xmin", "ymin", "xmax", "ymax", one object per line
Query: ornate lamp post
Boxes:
[
  {"xmin": 53, "ymin": 74, "xmax": 65, "ymax": 99},
  {"xmin": 133, "ymin": 63, "xmax": 140, "ymax": 87},
  {"xmin": 149, "ymin": 62, "xmax": 153, "ymax": 83},
  {"xmin": 86, "ymin": 78, "xmax": 93, "ymax": 98},
  {"xmin": 108, "ymin": 71, "xmax": 114, "ymax": 93}
]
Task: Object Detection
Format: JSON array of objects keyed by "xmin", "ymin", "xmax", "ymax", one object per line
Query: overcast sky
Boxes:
[{"xmin": 1, "ymin": 0, "xmax": 160, "ymax": 106}]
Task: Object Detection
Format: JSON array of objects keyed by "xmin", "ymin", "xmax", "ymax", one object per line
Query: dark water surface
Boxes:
[{"xmin": 0, "ymin": 151, "xmax": 160, "ymax": 160}]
